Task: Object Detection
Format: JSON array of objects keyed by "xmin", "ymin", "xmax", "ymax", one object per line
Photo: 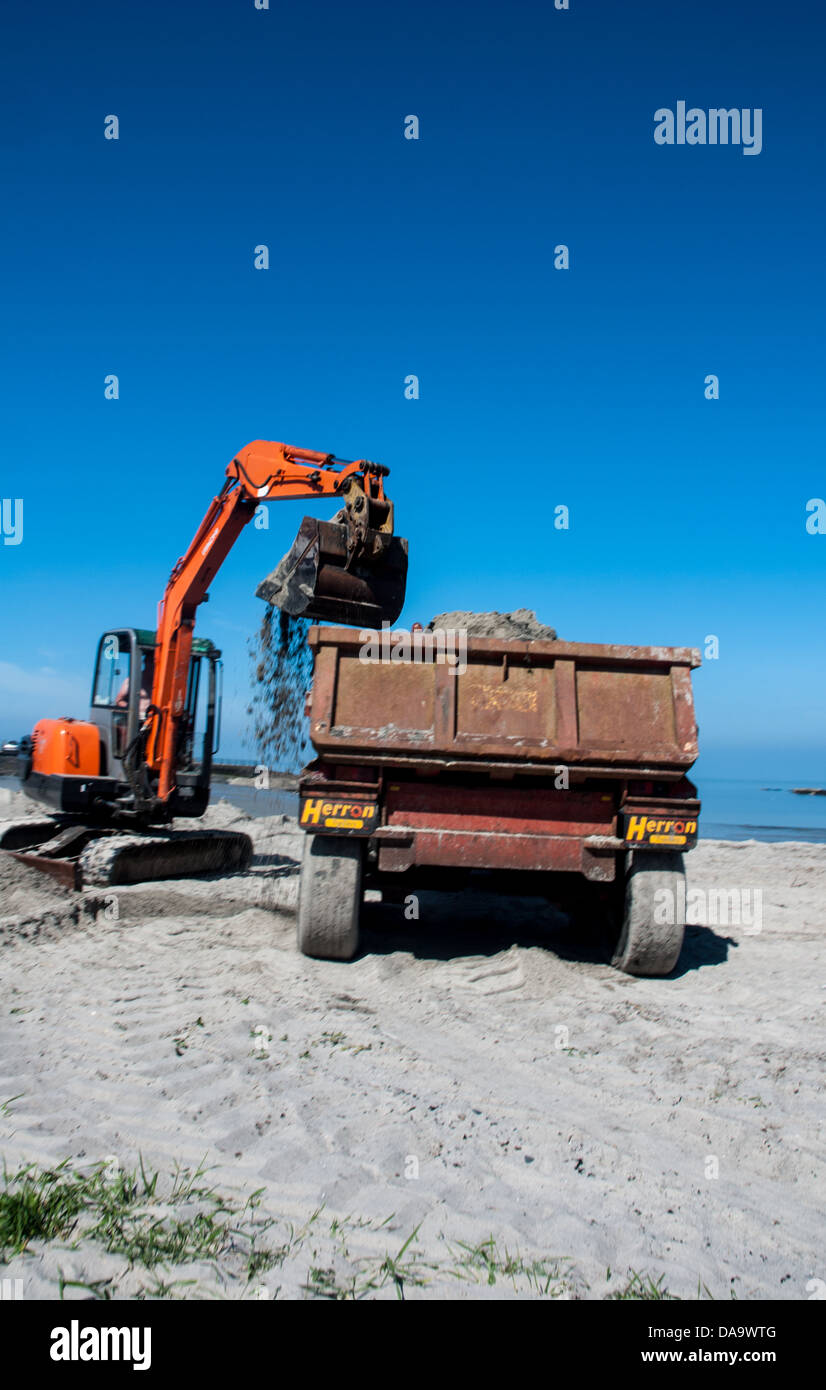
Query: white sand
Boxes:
[{"xmin": 1, "ymin": 791, "xmax": 824, "ymax": 1300}]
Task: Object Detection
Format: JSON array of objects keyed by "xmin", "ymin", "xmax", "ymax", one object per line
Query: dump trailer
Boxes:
[{"xmin": 296, "ymin": 627, "xmax": 701, "ymax": 976}]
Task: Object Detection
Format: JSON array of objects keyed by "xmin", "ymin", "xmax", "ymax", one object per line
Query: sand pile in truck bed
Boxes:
[{"xmin": 428, "ymin": 608, "xmax": 557, "ymax": 640}]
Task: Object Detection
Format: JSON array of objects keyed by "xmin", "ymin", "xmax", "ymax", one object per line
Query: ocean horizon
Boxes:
[{"xmin": 691, "ymin": 777, "xmax": 826, "ymax": 844}]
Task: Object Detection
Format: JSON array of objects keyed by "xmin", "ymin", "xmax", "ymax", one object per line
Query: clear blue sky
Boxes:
[{"xmin": 1, "ymin": 0, "xmax": 824, "ymax": 780}]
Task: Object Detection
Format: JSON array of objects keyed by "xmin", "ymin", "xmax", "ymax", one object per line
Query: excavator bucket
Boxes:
[{"xmin": 256, "ymin": 514, "xmax": 408, "ymax": 628}]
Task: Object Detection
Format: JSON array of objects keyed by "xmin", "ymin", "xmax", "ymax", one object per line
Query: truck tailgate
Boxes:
[{"xmin": 307, "ymin": 627, "xmax": 700, "ymax": 775}]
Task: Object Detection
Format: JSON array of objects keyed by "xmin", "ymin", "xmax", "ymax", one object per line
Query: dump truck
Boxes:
[{"xmin": 296, "ymin": 626, "xmax": 701, "ymax": 976}]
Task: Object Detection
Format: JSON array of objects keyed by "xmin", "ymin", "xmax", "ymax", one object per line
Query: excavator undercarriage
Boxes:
[{"xmin": 1, "ymin": 819, "xmax": 253, "ymax": 890}]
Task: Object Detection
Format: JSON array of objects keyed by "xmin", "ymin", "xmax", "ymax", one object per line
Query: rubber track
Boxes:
[
  {"xmin": 78, "ymin": 830, "xmax": 253, "ymax": 887},
  {"xmin": 0, "ymin": 818, "xmax": 60, "ymax": 851}
]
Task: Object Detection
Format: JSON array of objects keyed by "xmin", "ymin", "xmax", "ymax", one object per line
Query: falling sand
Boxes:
[{"xmin": 246, "ymin": 608, "xmax": 313, "ymax": 772}]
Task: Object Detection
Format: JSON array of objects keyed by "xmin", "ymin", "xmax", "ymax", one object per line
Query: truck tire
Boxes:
[
  {"xmin": 297, "ymin": 833, "xmax": 363, "ymax": 961},
  {"xmin": 611, "ymin": 850, "xmax": 685, "ymax": 977}
]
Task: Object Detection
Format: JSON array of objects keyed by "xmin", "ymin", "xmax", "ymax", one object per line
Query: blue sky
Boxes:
[{"xmin": 0, "ymin": 0, "xmax": 824, "ymax": 779}]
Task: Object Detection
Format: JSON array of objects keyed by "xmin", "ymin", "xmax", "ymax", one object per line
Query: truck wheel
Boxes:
[
  {"xmin": 297, "ymin": 834, "xmax": 363, "ymax": 961},
  {"xmin": 611, "ymin": 851, "xmax": 685, "ymax": 977}
]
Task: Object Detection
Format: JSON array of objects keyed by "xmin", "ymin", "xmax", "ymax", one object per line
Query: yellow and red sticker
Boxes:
[
  {"xmin": 300, "ymin": 796, "xmax": 378, "ymax": 836},
  {"xmin": 621, "ymin": 813, "xmax": 698, "ymax": 848}
]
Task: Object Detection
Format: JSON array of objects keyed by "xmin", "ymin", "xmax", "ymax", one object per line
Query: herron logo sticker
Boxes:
[
  {"xmin": 621, "ymin": 813, "xmax": 698, "ymax": 848},
  {"xmin": 300, "ymin": 796, "xmax": 379, "ymax": 836}
]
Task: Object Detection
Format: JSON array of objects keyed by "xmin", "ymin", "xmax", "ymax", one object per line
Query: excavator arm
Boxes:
[{"xmin": 145, "ymin": 441, "xmax": 406, "ymax": 805}]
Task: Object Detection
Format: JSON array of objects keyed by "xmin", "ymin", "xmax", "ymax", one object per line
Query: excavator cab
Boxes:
[
  {"xmin": 88, "ymin": 628, "xmax": 221, "ymax": 817},
  {"xmin": 257, "ymin": 474, "xmax": 408, "ymax": 629},
  {"xmin": 18, "ymin": 630, "xmax": 221, "ymax": 819}
]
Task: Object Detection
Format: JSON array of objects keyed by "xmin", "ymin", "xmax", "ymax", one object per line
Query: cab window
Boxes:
[{"xmin": 93, "ymin": 635, "xmax": 131, "ymax": 707}]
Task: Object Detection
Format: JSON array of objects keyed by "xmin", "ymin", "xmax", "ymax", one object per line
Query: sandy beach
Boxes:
[{"xmin": 1, "ymin": 788, "xmax": 824, "ymax": 1300}]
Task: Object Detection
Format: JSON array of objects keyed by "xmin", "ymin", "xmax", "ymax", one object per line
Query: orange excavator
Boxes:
[{"xmin": 2, "ymin": 440, "xmax": 407, "ymax": 887}]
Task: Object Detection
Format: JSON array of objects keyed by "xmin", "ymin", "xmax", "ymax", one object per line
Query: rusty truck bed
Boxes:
[{"xmin": 306, "ymin": 627, "xmax": 700, "ymax": 777}]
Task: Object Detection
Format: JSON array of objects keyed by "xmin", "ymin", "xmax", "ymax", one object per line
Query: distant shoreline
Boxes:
[
  {"xmin": 214, "ymin": 766, "xmax": 298, "ymax": 789},
  {"xmin": 0, "ymin": 752, "xmax": 297, "ymax": 786}
]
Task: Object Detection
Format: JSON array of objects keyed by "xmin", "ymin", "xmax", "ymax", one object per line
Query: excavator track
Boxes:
[
  {"xmin": 0, "ymin": 817, "xmax": 61, "ymax": 852},
  {"xmin": 1, "ymin": 819, "xmax": 253, "ymax": 890},
  {"xmin": 78, "ymin": 830, "xmax": 253, "ymax": 887}
]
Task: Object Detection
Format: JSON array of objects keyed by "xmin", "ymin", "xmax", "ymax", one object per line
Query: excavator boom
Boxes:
[{"xmin": 148, "ymin": 441, "xmax": 407, "ymax": 804}]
